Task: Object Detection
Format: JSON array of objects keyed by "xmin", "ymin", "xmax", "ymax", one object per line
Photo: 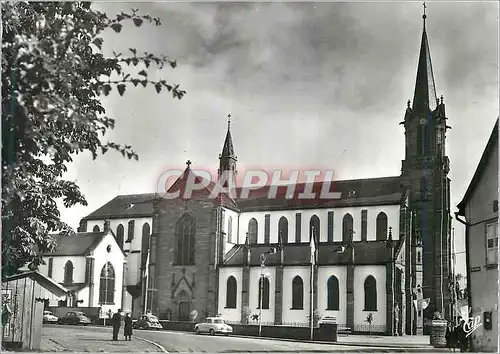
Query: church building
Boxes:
[{"xmin": 77, "ymin": 12, "xmax": 452, "ymax": 335}]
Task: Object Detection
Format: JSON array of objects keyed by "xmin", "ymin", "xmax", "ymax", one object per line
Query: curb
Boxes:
[
  {"xmin": 135, "ymin": 335, "xmax": 169, "ymax": 353},
  {"xmin": 228, "ymin": 334, "xmax": 436, "ymax": 350}
]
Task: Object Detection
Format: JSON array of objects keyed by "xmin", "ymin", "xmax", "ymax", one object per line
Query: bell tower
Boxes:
[{"xmin": 400, "ymin": 4, "xmax": 452, "ymax": 327}]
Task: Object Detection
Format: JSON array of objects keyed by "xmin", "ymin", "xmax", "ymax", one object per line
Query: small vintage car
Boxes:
[
  {"xmin": 58, "ymin": 311, "xmax": 91, "ymax": 325},
  {"xmin": 43, "ymin": 310, "xmax": 59, "ymax": 324},
  {"xmin": 133, "ymin": 314, "xmax": 163, "ymax": 330},
  {"xmin": 194, "ymin": 317, "xmax": 233, "ymax": 336}
]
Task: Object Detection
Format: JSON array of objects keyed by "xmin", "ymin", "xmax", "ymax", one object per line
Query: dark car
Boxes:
[
  {"xmin": 58, "ymin": 311, "xmax": 91, "ymax": 325},
  {"xmin": 133, "ymin": 314, "xmax": 162, "ymax": 330}
]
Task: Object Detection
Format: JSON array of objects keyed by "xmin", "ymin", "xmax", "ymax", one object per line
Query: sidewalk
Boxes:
[
  {"xmin": 41, "ymin": 327, "xmax": 163, "ymax": 352},
  {"xmin": 336, "ymin": 334, "xmax": 432, "ymax": 348}
]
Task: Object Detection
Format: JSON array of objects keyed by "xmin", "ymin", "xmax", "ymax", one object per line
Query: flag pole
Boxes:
[
  {"xmin": 310, "ymin": 226, "xmax": 315, "ymax": 341},
  {"xmin": 144, "ymin": 247, "xmax": 150, "ymax": 313}
]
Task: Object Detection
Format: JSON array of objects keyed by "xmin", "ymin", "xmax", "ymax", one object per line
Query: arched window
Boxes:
[
  {"xmin": 99, "ymin": 262, "xmax": 115, "ymax": 304},
  {"xmin": 364, "ymin": 276, "xmax": 377, "ymax": 311},
  {"xmin": 258, "ymin": 277, "xmax": 270, "ymax": 309},
  {"xmin": 327, "ymin": 275, "xmax": 340, "ymax": 310},
  {"xmin": 376, "ymin": 212, "xmax": 388, "ymax": 241},
  {"xmin": 48, "ymin": 258, "xmax": 54, "ymax": 278},
  {"xmin": 116, "ymin": 224, "xmax": 124, "ymax": 249},
  {"xmin": 310, "ymin": 215, "xmax": 320, "ymax": 242},
  {"xmin": 342, "ymin": 213, "xmax": 353, "ymax": 243},
  {"xmin": 278, "ymin": 217, "xmax": 289, "ymax": 243},
  {"xmin": 228, "ymin": 216, "xmax": 233, "ymax": 243},
  {"xmin": 226, "ymin": 276, "xmax": 237, "ymax": 308},
  {"xmin": 292, "ymin": 276, "xmax": 304, "ymax": 309},
  {"xmin": 248, "ymin": 218, "xmax": 258, "ymax": 244},
  {"xmin": 63, "ymin": 261, "xmax": 73, "ymax": 283},
  {"xmin": 141, "ymin": 223, "xmax": 150, "ymax": 270},
  {"xmin": 93, "ymin": 225, "xmax": 100, "ymax": 232},
  {"xmin": 175, "ymin": 214, "xmax": 196, "ymax": 265}
]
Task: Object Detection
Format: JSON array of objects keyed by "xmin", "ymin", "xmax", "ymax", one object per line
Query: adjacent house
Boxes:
[
  {"xmin": 456, "ymin": 118, "xmax": 498, "ymax": 352},
  {"xmin": 38, "ymin": 225, "xmax": 126, "ymax": 316}
]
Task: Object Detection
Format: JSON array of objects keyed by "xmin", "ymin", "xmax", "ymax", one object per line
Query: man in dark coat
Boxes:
[
  {"xmin": 124, "ymin": 313, "xmax": 133, "ymax": 341},
  {"xmin": 112, "ymin": 309, "xmax": 122, "ymax": 341}
]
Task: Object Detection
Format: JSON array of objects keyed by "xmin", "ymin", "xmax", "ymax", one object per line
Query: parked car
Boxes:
[
  {"xmin": 58, "ymin": 311, "xmax": 91, "ymax": 325},
  {"xmin": 43, "ymin": 311, "xmax": 59, "ymax": 324},
  {"xmin": 133, "ymin": 314, "xmax": 162, "ymax": 330},
  {"xmin": 194, "ymin": 317, "xmax": 233, "ymax": 336}
]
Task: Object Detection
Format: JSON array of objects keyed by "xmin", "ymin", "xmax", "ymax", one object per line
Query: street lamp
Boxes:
[
  {"xmin": 259, "ymin": 247, "xmax": 276, "ymax": 337},
  {"xmin": 386, "ymin": 226, "xmax": 396, "ymax": 335}
]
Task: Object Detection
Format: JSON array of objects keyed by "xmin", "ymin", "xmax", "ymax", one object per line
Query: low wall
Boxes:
[{"xmin": 159, "ymin": 321, "xmax": 323, "ymax": 340}]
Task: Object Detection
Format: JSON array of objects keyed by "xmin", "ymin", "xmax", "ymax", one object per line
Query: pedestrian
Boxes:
[
  {"xmin": 112, "ymin": 309, "xmax": 122, "ymax": 341},
  {"xmin": 455, "ymin": 318, "xmax": 468, "ymax": 352},
  {"xmin": 124, "ymin": 313, "xmax": 133, "ymax": 341},
  {"xmin": 446, "ymin": 321, "xmax": 456, "ymax": 352}
]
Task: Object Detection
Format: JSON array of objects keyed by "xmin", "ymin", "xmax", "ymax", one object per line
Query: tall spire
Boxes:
[
  {"xmin": 221, "ymin": 113, "xmax": 235, "ymax": 158},
  {"xmin": 412, "ymin": 2, "xmax": 438, "ymax": 112},
  {"xmin": 218, "ymin": 113, "xmax": 237, "ymax": 183}
]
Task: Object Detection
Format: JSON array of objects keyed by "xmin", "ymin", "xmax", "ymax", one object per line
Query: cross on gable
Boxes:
[{"xmin": 186, "ymin": 160, "xmax": 192, "ymax": 168}]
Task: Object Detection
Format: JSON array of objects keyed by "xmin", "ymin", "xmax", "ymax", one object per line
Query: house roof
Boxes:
[
  {"xmin": 223, "ymin": 240, "xmax": 403, "ymax": 267},
  {"xmin": 83, "ymin": 193, "xmax": 157, "ymax": 220},
  {"xmin": 457, "ymin": 118, "xmax": 499, "ymax": 216},
  {"xmin": 2, "ymin": 271, "xmax": 68, "ymax": 297},
  {"xmin": 43, "ymin": 232, "xmax": 106, "ymax": 256}
]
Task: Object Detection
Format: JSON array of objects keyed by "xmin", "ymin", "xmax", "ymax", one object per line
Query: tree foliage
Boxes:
[{"xmin": 1, "ymin": 2, "xmax": 186, "ymax": 276}]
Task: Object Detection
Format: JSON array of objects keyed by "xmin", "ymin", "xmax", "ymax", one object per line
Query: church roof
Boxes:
[
  {"xmin": 166, "ymin": 165, "xmax": 217, "ymax": 199},
  {"xmin": 412, "ymin": 14, "xmax": 438, "ymax": 113},
  {"xmin": 223, "ymin": 240, "xmax": 403, "ymax": 267},
  {"xmin": 233, "ymin": 176, "xmax": 403, "ymax": 211},
  {"xmin": 81, "ymin": 175, "xmax": 403, "ymax": 221},
  {"xmin": 43, "ymin": 232, "xmax": 106, "ymax": 256},
  {"xmin": 83, "ymin": 193, "xmax": 156, "ymax": 220},
  {"xmin": 457, "ymin": 118, "xmax": 499, "ymax": 216}
]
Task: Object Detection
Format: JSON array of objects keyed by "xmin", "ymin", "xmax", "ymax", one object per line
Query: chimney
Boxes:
[{"xmin": 104, "ymin": 220, "xmax": 110, "ymax": 233}]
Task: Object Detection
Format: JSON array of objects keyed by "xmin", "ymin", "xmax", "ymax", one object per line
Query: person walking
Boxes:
[
  {"xmin": 112, "ymin": 309, "xmax": 122, "ymax": 341},
  {"xmin": 455, "ymin": 318, "xmax": 468, "ymax": 352},
  {"xmin": 124, "ymin": 313, "xmax": 133, "ymax": 341},
  {"xmin": 446, "ymin": 321, "xmax": 457, "ymax": 352}
]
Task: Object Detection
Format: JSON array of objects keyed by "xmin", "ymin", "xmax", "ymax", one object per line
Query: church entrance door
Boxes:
[{"xmin": 179, "ymin": 302, "xmax": 190, "ymax": 321}]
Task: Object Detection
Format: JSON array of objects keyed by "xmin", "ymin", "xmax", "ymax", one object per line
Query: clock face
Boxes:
[{"xmin": 107, "ymin": 245, "xmax": 111, "ymax": 253}]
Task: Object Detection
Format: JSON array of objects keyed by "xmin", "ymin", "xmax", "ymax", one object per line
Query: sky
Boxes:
[{"xmin": 58, "ymin": 1, "xmax": 498, "ymax": 275}]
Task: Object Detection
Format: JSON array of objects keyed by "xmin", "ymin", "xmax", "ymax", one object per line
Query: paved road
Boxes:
[{"xmin": 43, "ymin": 324, "xmax": 443, "ymax": 353}]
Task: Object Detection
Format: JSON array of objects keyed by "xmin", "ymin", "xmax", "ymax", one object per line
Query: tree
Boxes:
[{"xmin": 1, "ymin": 2, "xmax": 186, "ymax": 276}]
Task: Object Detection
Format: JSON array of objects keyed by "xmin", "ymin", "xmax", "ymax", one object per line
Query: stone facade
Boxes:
[{"xmin": 153, "ymin": 197, "xmax": 220, "ymax": 321}]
